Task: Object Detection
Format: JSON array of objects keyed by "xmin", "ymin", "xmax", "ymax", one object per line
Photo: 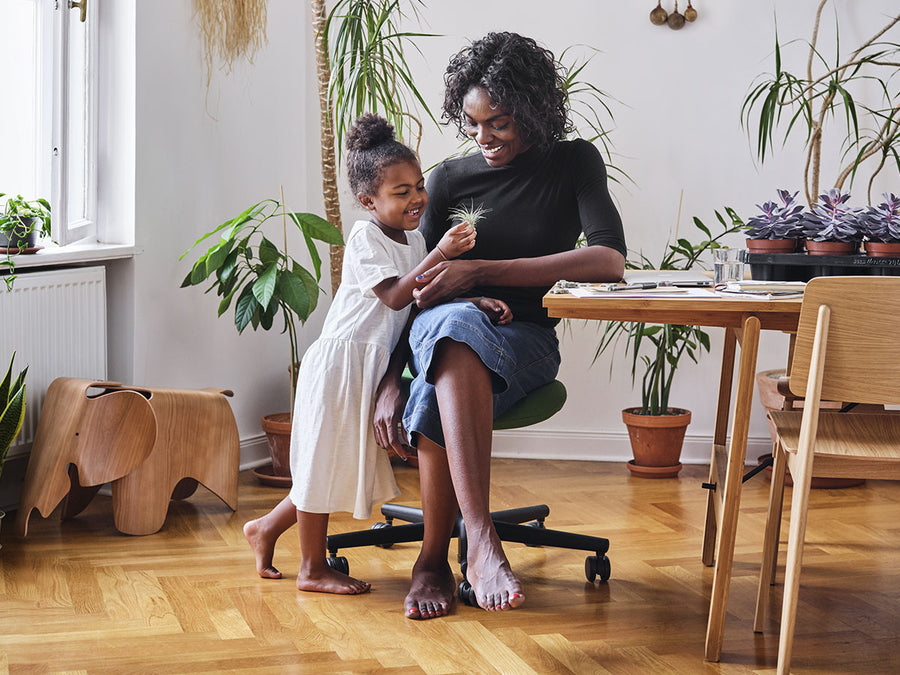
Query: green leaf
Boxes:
[
  {"xmin": 252, "ymin": 263, "xmax": 278, "ymax": 309},
  {"xmin": 205, "ymin": 240, "xmax": 234, "ymax": 278},
  {"xmin": 258, "ymin": 237, "xmax": 280, "ymax": 265},
  {"xmin": 234, "ymin": 286, "xmax": 259, "ymax": 333},
  {"xmin": 289, "ymin": 212, "xmax": 344, "ymax": 245},
  {"xmin": 278, "ymin": 270, "xmax": 312, "ymax": 322},
  {"xmin": 0, "ymin": 383, "xmax": 26, "ymax": 459},
  {"xmin": 189, "ymin": 257, "xmax": 209, "ymax": 285}
]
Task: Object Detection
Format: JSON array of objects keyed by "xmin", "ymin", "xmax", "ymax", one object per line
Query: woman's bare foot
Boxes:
[
  {"xmin": 404, "ymin": 560, "xmax": 456, "ymax": 619},
  {"xmin": 243, "ymin": 517, "xmax": 282, "ymax": 579},
  {"xmin": 466, "ymin": 536, "xmax": 524, "ymax": 611},
  {"xmin": 297, "ymin": 566, "xmax": 371, "ymax": 594}
]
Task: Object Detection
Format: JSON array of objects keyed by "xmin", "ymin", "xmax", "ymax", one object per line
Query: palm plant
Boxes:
[
  {"xmin": 594, "ymin": 208, "xmax": 744, "ymax": 415},
  {"xmin": 741, "ymin": 1, "xmax": 900, "ymax": 205}
]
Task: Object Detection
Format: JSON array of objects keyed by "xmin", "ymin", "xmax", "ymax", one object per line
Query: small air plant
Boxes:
[
  {"xmin": 447, "ymin": 201, "xmax": 491, "ymax": 231},
  {"xmin": 859, "ymin": 193, "xmax": 900, "ymax": 243},
  {"xmin": 744, "ymin": 189, "xmax": 805, "ymax": 240},
  {"xmin": 801, "ymin": 188, "xmax": 861, "ymax": 242}
]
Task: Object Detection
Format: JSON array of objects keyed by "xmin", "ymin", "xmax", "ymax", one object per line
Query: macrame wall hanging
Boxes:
[{"xmin": 194, "ymin": 0, "xmax": 269, "ymax": 85}]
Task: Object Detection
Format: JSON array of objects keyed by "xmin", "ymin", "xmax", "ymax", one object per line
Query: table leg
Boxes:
[
  {"xmin": 702, "ymin": 328, "xmax": 738, "ymax": 566},
  {"xmin": 705, "ymin": 315, "xmax": 761, "ymax": 662}
]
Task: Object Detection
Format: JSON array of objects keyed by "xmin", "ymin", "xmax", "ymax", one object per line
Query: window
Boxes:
[{"xmin": 0, "ymin": 0, "xmax": 97, "ymax": 246}]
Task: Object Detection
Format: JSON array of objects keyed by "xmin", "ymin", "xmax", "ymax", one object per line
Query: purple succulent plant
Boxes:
[
  {"xmin": 859, "ymin": 193, "xmax": 900, "ymax": 243},
  {"xmin": 801, "ymin": 188, "xmax": 861, "ymax": 242},
  {"xmin": 744, "ymin": 189, "xmax": 805, "ymax": 239}
]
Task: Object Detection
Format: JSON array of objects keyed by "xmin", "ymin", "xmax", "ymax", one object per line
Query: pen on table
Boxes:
[{"xmin": 603, "ymin": 282, "xmax": 658, "ymax": 292}]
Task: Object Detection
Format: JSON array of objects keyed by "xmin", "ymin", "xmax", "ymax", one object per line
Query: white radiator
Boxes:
[{"xmin": 0, "ymin": 266, "xmax": 107, "ymax": 457}]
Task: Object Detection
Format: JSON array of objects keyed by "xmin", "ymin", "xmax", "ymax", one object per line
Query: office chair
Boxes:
[
  {"xmin": 751, "ymin": 276, "xmax": 900, "ymax": 674},
  {"xmin": 325, "ymin": 378, "xmax": 611, "ymax": 605}
]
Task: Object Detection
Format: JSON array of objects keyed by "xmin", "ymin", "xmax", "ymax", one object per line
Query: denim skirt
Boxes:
[{"xmin": 403, "ymin": 299, "xmax": 560, "ymax": 449}]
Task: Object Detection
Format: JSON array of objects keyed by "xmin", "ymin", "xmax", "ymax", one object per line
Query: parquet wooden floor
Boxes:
[{"xmin": 1, "ymin": 459, "xmax": 898, "ymax": 674}]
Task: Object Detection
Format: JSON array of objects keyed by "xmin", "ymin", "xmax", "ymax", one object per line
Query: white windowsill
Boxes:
[{"xmin": 4, "ymin": 241, "xmax": 138, "ymax": 270}]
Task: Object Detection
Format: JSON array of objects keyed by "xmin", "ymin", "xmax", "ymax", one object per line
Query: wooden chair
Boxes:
[
  {"xmin": 752, "ymin": 277, "xmax": 900, "ymax": 674},
  {"xmin": 16, "ymin": 379, "xmax": 239, "ymax": 536}
]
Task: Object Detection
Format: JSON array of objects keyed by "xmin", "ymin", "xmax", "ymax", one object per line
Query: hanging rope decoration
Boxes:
[
  {"xmin": 650, "ymin": 1, "xmax": 698, "ymax": 30},
  {"xmin": 194, "ymin": 0, "xmax": 269, "ymax": 84}
]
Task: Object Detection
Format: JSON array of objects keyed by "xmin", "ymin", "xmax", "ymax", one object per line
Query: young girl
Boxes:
[{"xmin": 244, "ymin": 113, "xmax": 511, "ymax": 594}]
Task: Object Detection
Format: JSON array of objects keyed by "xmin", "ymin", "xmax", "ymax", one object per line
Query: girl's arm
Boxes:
[
  {"xmin": 373, "ymin": 222, "xmax": 475, "ymax": 310},
  {"xmin": 411, "ymin": 245, "xmax": 625, "ymax": 308}
]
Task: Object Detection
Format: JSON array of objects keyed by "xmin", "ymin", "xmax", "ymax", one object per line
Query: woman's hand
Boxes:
[
  {"xmin": 373, "ymin": 371, "xmax": 409, "ymax": 460},
  {"xmin": 413, "ymin": 259, "xmax": 479, "ymax": 308}
]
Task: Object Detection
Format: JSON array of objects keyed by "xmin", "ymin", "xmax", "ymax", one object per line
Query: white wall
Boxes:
[{"xmin": 125, "ymin": 1, "xmax": 898, "ymax": 466}]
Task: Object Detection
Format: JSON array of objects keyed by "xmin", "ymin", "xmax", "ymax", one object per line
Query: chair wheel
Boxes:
[
  {"xmin": 371, "ymin": 521, "xmax": 394, "ymax": 548},
  {"xmin": 585, "ymin": 554, "xmax": 610, "ymax": 583},
  {"xmin": 458, "ymin": 579, "xmax": 477, "ymax": 607},
  {"xmin": 327, "ymin": 555, "xmax": 349, "ymax": 575}
]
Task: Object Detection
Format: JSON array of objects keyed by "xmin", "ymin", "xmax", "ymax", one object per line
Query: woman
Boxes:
[{"xmin": 373, "ymin": 32, "xmax": 627, "ymax": 619}]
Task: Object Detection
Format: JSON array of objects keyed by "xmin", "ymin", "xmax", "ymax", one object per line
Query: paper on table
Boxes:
[
  {"xmin": 567, "ymin": 286, "xmax": 714, "ymax": 298},
  {"xmin": 716, "ymin": 280, "xmax": 806, "ymax": 299}
]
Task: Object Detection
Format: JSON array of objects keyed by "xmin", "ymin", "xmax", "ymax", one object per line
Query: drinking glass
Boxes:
[{"xmin": 713, "ymin": 248, "xmax": 747, "ymax": 288}]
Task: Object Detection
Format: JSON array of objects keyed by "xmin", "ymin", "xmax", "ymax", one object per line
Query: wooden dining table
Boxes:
[{"xmin": 542, "ymin": 288, "xmax": 804, "ymax": 662}]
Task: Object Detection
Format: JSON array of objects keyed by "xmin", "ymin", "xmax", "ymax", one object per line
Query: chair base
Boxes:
[{"xmin": 325, "ymin": 502, "xmax": 611, "ymax": 605}]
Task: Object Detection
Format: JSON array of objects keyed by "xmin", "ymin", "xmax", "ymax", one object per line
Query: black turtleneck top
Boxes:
[{"xmin": 419, "ymin": 138, "xmax": 626, "ymax": 326}]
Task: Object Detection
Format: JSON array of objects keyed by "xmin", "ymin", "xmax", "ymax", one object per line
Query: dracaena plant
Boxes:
[
  {"xmin": 594, "ymin": 207, "xmax": 744, "ymax": 415},
  {"xmin": 744, "ymin": 189, "xmax": 805, "ymax": 240},
  {"xmin": 180, "ymin": 199, "xmax": 343, "ymax": 402},
  {"xmin": 801, "ymin": 188, "xmax": 861, "ymax": 242},
  {"xmin": 859, "ymin": 192, "xmax": 900, "ymax": 242}
]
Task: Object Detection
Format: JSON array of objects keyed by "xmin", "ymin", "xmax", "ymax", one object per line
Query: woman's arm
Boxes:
[{"xmin": 412, "ymin": 245, "xmax": 625, "ymax": 308}]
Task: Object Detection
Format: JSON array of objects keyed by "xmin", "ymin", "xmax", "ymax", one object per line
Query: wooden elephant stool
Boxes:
[{"xmin": 15, "ymin": 378, "xmax": 239, "ymax": 536}]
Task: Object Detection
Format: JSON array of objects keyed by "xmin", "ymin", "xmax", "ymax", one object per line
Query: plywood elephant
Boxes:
[{"xmin": 15, "ymin": 378, "xmax": 239, "ymax": 536}]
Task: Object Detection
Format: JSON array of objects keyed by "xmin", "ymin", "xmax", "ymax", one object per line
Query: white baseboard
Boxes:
[{"xmin": 238, "ymin": 429, "xmax": 774, "ymax": 471}]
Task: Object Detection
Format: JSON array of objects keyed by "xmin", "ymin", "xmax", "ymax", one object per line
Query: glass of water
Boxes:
[{"xmin": 713, "ymin": 248, "xmax": 747, "ymax": 289}]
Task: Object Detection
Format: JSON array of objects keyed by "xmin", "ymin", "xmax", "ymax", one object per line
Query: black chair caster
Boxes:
[
  {"xmin": 585, "ymin": 554, "xmax": 611, "ymax": 583},
  {"xmin": 327, "ymin": 555, "xmax": 349, "ymax": 575}
]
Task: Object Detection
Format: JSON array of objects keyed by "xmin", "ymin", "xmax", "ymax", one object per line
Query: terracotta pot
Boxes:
[
  {"xmin": 864, "ymin": 241, "xmax": 900, "ymax": 257},
  {"xmin": 622, "ymin": 407, "xmax": 691, "ymax": 478},
  {"xmin": 746, "ymin": 237, "xmax": 798, "ymax": 254},
  {"xmin": 261, "ymin": 412, "xmax": 292, "ymax": 478},
  {"xmin": 805, "ymin": 240, "xmax": 858, "ymax": 256}
]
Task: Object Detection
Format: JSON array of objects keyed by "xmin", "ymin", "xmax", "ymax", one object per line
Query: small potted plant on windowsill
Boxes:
[
  {"xmin": 800, "ymin": 188, "xmax": 862, "ymax": 255},
  {"xmin": 859, "ymin": 193, "xmax": 900, "ymax": 257},
  {"xmin": 180, "ymin": 198, "xmax": 343, "ymax": 484},
  {"xmin": 744, "ymin": 189, "xmax": 805, "ymax": 254},
  {"xmin": 1, "ymin": 193, "xmax": 52, "ymax": 290}
]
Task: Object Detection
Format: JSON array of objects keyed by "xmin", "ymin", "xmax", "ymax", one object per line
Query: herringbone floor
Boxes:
[{"xmin": 1, "ymin": 459, "xmax": 898, "ymax": 674}]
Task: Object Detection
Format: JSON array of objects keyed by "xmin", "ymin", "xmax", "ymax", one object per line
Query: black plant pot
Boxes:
[{"xmin": 0, "ymin": 217, "xmax": 38, "ymax": 251}]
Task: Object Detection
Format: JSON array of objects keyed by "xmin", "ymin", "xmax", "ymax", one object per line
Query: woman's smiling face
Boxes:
[{"xmin": 462, "ymin": 86, "xmax": 530, "ymax": 168}]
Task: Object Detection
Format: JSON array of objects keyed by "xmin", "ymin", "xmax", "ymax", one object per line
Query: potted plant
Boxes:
[
  {"xmin": 0, "ymin": 352, "xmax": 27, "ymax": 547},
  {"xmin": 180, "ymin": 198, "xmax": 343, "ymax": 483},
  {"xmin": 744, "ymin": 189, "xmax": 805, "ymax": 253},
  {"xmin": 800, "ymin": 188, "xmax": 862, "ymax": 255},
  {"xmin": 1, "ymin": 193, "xmax": 52, "ymax": 290},
  {"xmin": 860, "ymin": 192, "xmax": 900, "ymax": 257},
  {"xmin": 594, "ymin": 207, "xmax": 743, "ymax": 478}
]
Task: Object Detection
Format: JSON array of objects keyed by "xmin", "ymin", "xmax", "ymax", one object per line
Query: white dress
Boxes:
[{"xmin": 288, "ymin": 220, "xmax": 426, "ymax": 519}]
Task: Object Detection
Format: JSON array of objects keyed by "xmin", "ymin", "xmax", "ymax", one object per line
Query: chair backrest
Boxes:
[{"xmin": 789, "ymin": 276, "xmax": 900, "ymax": 405}]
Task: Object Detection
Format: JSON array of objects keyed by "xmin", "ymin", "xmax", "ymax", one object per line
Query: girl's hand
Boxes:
[
  {"xmin": 471, "ymin": 296, "xmax": 513, "ymax": 325},
  {"xmin": 373, "ymin": 372, "xmax": 409, "ymax": 461},
  {"xmin": 436, "ymin": 222, "xmax": 476, "ymax": 259}
]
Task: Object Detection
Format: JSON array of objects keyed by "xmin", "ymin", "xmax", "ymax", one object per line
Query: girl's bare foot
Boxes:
[
  {"xmin": 297, "ymin": 566, "xmax": 371, "ymax": 594},
  {"xmin": 466, "ymin": 536, "xmax": 524, "ymax": 611},
  {"xmin": 243, "ymin": 518, "xmax": 282, "ymax": 579},
  {"xmin": 404, "ymin": 560, "xmax": 456, "ymax": 619}
]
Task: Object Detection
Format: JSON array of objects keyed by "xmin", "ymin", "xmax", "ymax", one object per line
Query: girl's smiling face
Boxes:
[
  {"xmin": 359, "ymin": 160, "xmax": 428, "ymax": 241},
  {"xmin": 462, "ymin": 86, "xmax": 530, "ymax": 168}
]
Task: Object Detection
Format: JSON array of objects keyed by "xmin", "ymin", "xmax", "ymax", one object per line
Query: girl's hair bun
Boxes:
[{"xmin": 346, "ymin": 113, "xmax": 395, "ymax": 151}]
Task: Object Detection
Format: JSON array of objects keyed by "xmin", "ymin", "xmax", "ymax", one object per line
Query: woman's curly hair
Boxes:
[
  {"xmin": 346, "ymin": 112, "xmax": 418, "ymax": 195},
  {"xmin": 442, "ymin": 32, "xmax": 572, "ymax": 152}
]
